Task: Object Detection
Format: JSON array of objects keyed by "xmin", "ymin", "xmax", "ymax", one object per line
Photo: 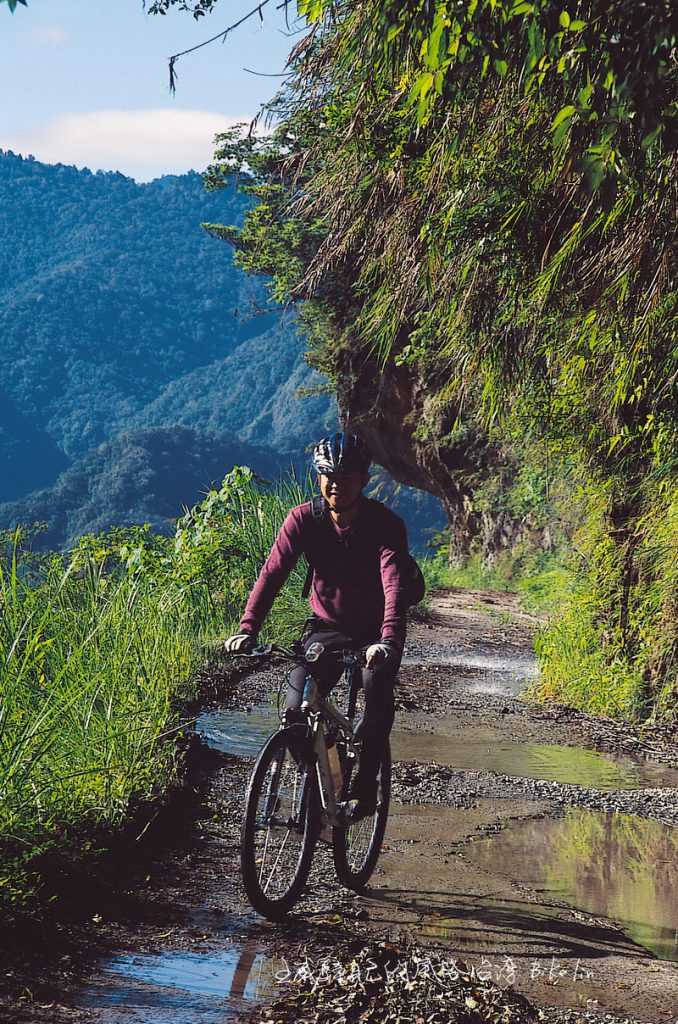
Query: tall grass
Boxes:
[
  {"xmin": 0, "ymin": 468, "xmax": 312, "ymax": 902},
  {"xmin": 420, "ymin": 544, "xmax": 573, "ymax": 617},
  {"xmin": 533, "ymin": 487, "xmax": 678, "ymax": 723}
]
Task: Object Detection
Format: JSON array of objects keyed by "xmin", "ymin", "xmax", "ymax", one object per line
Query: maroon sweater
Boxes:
[{"xmin": 239, "ymin": 497, "xmax": 409, "ymax": 644}]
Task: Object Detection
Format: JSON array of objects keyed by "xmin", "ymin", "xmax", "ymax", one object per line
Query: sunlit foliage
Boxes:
[
  {"xmin": 177, "ymin": 1, "xmax": 677, "ymax": 719},
  {"xmin": 0, "ymin": 468, "xmax": 311, "ymax": 903}
]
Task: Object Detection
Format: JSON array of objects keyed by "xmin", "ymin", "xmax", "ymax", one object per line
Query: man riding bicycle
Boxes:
[{"xmin": 224, "ymin": 432, "xmax": 410, "ymax": 820}]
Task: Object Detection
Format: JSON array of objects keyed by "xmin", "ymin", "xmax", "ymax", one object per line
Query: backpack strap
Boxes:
[
  {"xmin": 310, "ymin": 494, "xmax": 327, "ymax": 519},
  {"xmin": 301, "ymin": 496, "xmax": 327, "ymax": 599}
]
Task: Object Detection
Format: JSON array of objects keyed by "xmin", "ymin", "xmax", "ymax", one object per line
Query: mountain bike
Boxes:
[{"xmin": 236, "ymin": 641, "xmax": 391, "ymax": 921}]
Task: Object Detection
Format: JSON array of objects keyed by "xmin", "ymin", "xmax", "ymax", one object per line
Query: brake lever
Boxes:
[{"xmin": 233, "ymin": 644, "xmax": 273, "ymax": 658}]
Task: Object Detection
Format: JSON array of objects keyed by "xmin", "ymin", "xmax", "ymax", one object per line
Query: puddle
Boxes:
[
  {"xmin": 400, "ymin": 652, "xmax": 538, "ymax": 697},
  {"xmin": 462, "ymin": 807, "xmax": 678, "ymax": 961},
  {"xmin": 391, "ymin": 731, "xmax": 678, "ymax": 791},
  {"xmin": 79, "ymin": 942, "xmax": 286, "ymax": 1022},
  {"xmin": 197, "ymin": 704, "xmax": 282, "ymax": 758},
  {"xmin": 198, "ymin": 705, "xmax": 678, "ymax": 792}
]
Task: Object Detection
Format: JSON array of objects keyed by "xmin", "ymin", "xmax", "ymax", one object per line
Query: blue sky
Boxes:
[{"xmin": 1, "ymin": 0, "xmax": 298, "ymax": 180}]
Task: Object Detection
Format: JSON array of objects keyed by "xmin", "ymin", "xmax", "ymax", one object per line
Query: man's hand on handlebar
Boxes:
[
  {"xmin": 224, "ymin": 632, "xmax": 257, "ymax": 654},
  {"xmin": 364, "ymin": 642, "xmax": 392, "ymax": 668},
  {"xmin": 223, "ymin": 636, "xmax": 397, "ymax": 669}
]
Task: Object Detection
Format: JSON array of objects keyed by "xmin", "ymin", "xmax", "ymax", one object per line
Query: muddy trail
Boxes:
[{"xmin": 3, "ymin": 588, "xmax": 678, "ymax": 1024}]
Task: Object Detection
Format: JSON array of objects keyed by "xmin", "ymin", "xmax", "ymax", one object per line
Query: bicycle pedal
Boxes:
[
  {"xmin": 335, "ymin": 800, "xmax": 359, "ymax": 827},
  {"xmin": 345, "ymin": 797, "xmax": 377, "ymax": 822}
]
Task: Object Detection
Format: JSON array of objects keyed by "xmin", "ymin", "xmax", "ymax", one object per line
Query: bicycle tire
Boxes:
[
  {"xmin": 332, "ymin": 740, "xmax": 391, "ymax": 891},
  {"xmin": 240, "ymin": 725, "xmax": 319, "ymax": 920}
]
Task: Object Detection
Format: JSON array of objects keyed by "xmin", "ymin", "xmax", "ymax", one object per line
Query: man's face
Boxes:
[{"xmin": 318, "ymin": 470, "xmax": 366, "ymax": 512}]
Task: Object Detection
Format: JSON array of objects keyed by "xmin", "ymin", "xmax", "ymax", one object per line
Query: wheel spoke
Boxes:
[
  {"xmin": 332, "ymin": 744, "xmax": 390, "ymax": 891},
  {"xmin": 262, "ymin": 826, "xmax": 293, "ymax": 895},
  {"xmin": 241, "ymin": 727, "xmax": 318, "ymax": 917},
  {"xmin": 256, "ymin": 758, "xmax": 303, "ymax": 896}
]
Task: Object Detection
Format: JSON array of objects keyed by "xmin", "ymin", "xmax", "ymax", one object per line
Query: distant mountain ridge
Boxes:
[
  {"xmin": 0, "ymin": 426, "xmax": 284, "ymax": 550},
  {"xmin": 130, "ymin": 313, "xmax": 335, "ymax": 453},
  {"xmin": 0, "ymin": 150, "xmax": 335, "ymax": 502},
  {"xmin": 0, "ymin": 150, "xmax": 444, "ymax": 550}
]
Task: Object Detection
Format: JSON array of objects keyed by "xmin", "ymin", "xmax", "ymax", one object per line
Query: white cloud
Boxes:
[
  {"xmin": 3, "ymin": 109, "xmax": 250, "ymax": 181},
  {"xmin": 31, "ymin": 26, "xmax": 69, "ymax": 47}
]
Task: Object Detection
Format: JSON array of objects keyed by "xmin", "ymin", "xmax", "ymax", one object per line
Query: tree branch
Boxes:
[{"xmin": 167, "ymin": 0, "xmax": 294, "ymax": 93}]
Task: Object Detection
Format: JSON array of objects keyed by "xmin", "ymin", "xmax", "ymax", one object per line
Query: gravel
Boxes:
[{"xmin": 391, "ymin": 759, "xmax": 678, "ymax": 827}]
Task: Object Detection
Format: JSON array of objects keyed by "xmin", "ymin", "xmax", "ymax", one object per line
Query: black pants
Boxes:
[{"xmin": 285, "ymin": 616, "xmax": 400, "ymax": 798}]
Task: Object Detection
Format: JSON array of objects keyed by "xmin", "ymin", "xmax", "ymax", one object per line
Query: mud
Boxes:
[{"xmin": 2, "ymin": 587, "xmax": 678, "ymax": 1024}]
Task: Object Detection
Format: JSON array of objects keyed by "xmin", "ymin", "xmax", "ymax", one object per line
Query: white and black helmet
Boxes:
[{"xmin": 312, "ymin": 432, "xmax": 371, "ymax": 475}]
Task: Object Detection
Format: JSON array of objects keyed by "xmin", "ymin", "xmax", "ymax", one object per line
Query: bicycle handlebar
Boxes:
[{"xmin": 233, "ymin": 641, "xmax": 366, "ymax": 668}]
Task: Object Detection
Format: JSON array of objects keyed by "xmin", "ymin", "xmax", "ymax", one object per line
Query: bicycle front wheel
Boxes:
[
  {"xmin": 332, "ymin": 741, "xmax": 391, "ymax": 891},
  {"xmin": 240, "ymin": 725, "xmax": 319, "ymax": 920}
]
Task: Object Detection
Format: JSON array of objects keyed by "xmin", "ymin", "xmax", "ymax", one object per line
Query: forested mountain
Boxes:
[
  {"xmin": 0, "ymin": 150, "xmax": 444, "ymax": 550},
  {"xmin": 1, "ymin": 388, "xmax": 71, "ymax": 497},
  {"xmin": 0, "ymin": 150, "xmax": 334, "ymax": 503},
  {"xmin": 0, "ymin": 426, "xmax": 283, "ymax": 551},
  {"xmin": 130, "ymin": 312, "xmax": 335, "ymax": 452}
]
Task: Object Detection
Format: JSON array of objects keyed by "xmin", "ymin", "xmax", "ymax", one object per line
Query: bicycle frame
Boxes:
[
  {"xmin": 303, "ymin": 657, "xmax": 362, "ymax": 828},
  {"xmin": 237, "ymin": 643, "xmax": 367, "ymax": 828}
]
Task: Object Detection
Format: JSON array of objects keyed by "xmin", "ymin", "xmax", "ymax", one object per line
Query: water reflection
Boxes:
[
  {"xmin": 198, "ymin": 705, "xmax": 678, "ymax": 792},
  {"xmin": 197, "ymin": 705, "xmax": 280, "ymax": 758},
  {"xmin": 399, "ymin": 656, "xmax": 536, "ymax": 697},
  {"xmin": 392, "ymin": 732, "xmax": 678, "ymax": 791},
  {"xmin": 465, "ymin": 808, "xmax": 678, "ymax": 961},
  {"xmin": 79, "ymin": 942, "xmax": 285, "ymax": 1022}
]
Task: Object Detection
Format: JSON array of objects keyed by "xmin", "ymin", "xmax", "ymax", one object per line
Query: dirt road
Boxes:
[{"xmin": 3, "ymin": 589, "xmax": 678, "ymax": 1023}]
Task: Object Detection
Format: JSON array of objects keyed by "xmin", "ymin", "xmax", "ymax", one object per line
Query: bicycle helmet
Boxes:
[{"xmin": 312, "ymin": 432, "xmax": 371, "ymax": 476}]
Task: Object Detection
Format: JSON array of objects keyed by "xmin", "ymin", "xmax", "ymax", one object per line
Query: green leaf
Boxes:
[
  {"xmin": 426, "ymin": 15, "xmax": 448, "ymax": 70},
  {"xmin": 510, "ymin": 2, "xmax": 534, "ymax": 15},
  {"xmin": 494, "ymin": 58, "xmax": 508, "ymax": 78},
  {"xmin": 582, "ymin": 151, "xmax": 606, "ymax": 192},
  {"xmin": 559, "ymin": 10, "xmax": 570, "ymax": 28},
  {"xmin": 298, "ymin": 0, "xmax": 323, "ymax": 21},
  {"xmin": 410, "ymin": 71, "xmax": 435, "ymax": 124},
  {"xmin": 577, "ymin": 82, "xmax": 593, "ymax": 107},
  {"xmin": 417, "ymin": 71, "xmax": 435, "ymax": 101},
  {"xmin": 641, "ymin": 125, "xmax": 663, "ymax": 151},
  {"xmin": 551, "ymin": 104, "xmax": 576, "ymax": 132},
  {"xmin": 407, "ymin": 70, "xmax": 430, "ymax": 106}
]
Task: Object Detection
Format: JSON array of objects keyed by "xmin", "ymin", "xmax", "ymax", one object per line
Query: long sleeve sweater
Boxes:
[{"xmin": 239, "ymin": 497, "xmax": 409, "ymax": 644}]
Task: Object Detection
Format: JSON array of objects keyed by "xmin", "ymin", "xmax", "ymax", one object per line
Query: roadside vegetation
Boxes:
[
  {"xmin": 175, "ymin": 0, "xmax": 675, "ymax": 725},
  {"xmin": 0, "ymin": 467, "xmax": 311, "ymax": 907},
  {"xmin": 422, "ymin": 545, "xmax": 573, "ymax": 619}
]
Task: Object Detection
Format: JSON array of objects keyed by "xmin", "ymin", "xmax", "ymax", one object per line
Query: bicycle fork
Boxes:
[{"xmin": 263, "ymin": 758, "xmax": 283, "ymax": 820}]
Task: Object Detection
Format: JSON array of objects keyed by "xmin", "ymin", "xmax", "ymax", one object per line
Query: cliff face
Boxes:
[{"xmin": 335, "ymin": 347, "xmax": 556, "ymax": 564}]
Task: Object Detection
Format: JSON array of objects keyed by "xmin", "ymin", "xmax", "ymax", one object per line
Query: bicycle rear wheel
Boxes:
[
  {"xmin": 240, "ymin": 725, "xmax": 319, "ymax": 920},
  {"xmin": 332, "ymin": 740, "xmax": 391, "ymax": 891}
]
